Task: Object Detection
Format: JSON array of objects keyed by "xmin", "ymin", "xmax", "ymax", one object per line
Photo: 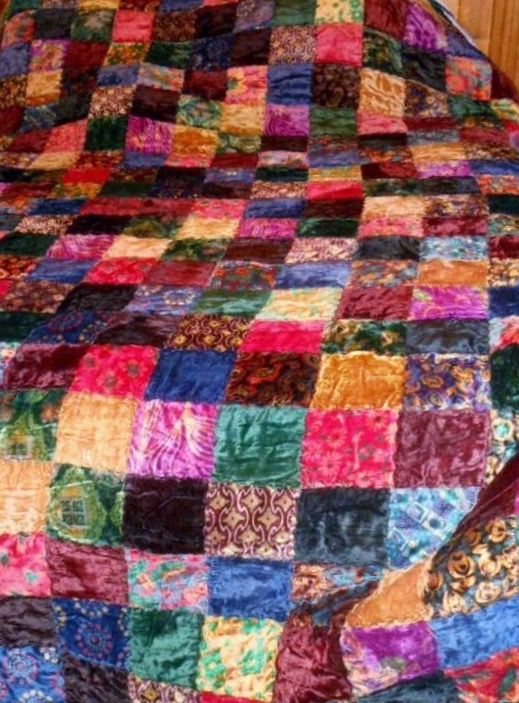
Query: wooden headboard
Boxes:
[{"xmin": 441, "ymin": 0, "xmax": 519, "ymax": 90}]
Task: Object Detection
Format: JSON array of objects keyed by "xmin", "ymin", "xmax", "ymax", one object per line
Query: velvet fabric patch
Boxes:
[
  {"xmin": 338, "ymin": 285, "xmax": 413, "ymax": 319},
  {"xmin": 0, "ymin": 596, "xmax": 56, "ymax": 648},
  {"xmin": 204, "ymin": 482, "xmax": 298, "ymax": 560},
  {"xmin": 295, "ymin": 487, "xmax": 389, "ymax": 567},
  {"xmin": 130, "ymin": 608, "xmax": 203, "ymax": 688},
  {"xmin": 214, "ymin": 405, "xmax": 306, "ymax": 487},
  {"xmin": 394, "ymin": 410, "xmax": 490, "ymax": 487},
  {"xmin": 123, "ymin": 476, "xmax": 207, "ymax": 554},
  {"xmin": 301, "ymin": 409, "xmax": 397, "ymax": 488},
  {"xmin": 63, "ymin": 655, "xmax": 130, "ymax": 703}
]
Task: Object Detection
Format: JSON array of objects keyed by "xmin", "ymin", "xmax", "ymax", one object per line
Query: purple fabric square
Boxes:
[
  {"xmin": 404, "ymin": 4, "xmax": 447, "ymax": 53},
  {"xmin": 264, "ymin": 105, "xmax": 310, "ymax": 137}
]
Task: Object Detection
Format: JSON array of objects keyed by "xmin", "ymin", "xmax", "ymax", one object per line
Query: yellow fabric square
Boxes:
[
  {"xmin": 29, "ymin": 152, "xmax": 80, "ymax": 170},
  {"xmin": 167, "ymin": 126, "xmax": 218, "ymax": 167},
  {"xmin": 197, "ymin": 616, "xmax": 282, "ymax": 702},
  {"xmin": 362, "ymin": 195, "xmax": 427, "ymax": 219},
  {"xmin": 312, "ymin": 352, "xmax": 406, "ymax": 410},
  {"xmin": 0, "ymin": 461, "xmax": 53, "ymax": 533},
  {"xmin": 55, "ymin": 393, "xmax": 137, "ymax": 474},
  {"xmin": 177, "ymin": 216, "xmax": 240, "ymax": 241},
  {"xmin": 220, "ymin": 104, "xmax": 266, "ymax": 137},
  {"xmin": 359, "ymin": 69, "xmax": 406, "ymax": 118},
  {"xmin": 315, "ymin": 0, "xmax": 364, "ymax": 24},
  {"xmin": 26, "ymin": 71, "xmax": 61, "ymax": 106},
  {"xmin": 79, "ymin": 0, "xmax": 119, "ymax": 10},
  {"xmin": 104, "ymin": 235, "xmax": 169, "ymax": 259},
  {"xmin": 257, "ymin": 288, "xmax": 342, "ymax": 322}
]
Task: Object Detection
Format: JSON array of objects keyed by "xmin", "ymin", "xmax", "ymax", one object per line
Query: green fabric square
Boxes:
[
  {"xmin": 448, "ymin": 95, "xmax": 496, "ymax": 122},
  {"xmin": 46, "ymin": 465, "xmax": 124, "ymax": 547},
  {"xmin": 215, "ymin": 405, "xmax": 306, "ymax": 487},
  {"xmin": 216, "ymin": 133, "xmax": 261, "ymax": 155},
  {"xmin": 0, "ymin": 313, "xmax": 49, "ymax": 342},
  {"xmin": 71, "ymin": 10, "xmax": 114, "ymax": 42},
  {"xmin": 0, "ymin": 234, "xmax": 55, "ymax": 256},
  {"xmin": 122, "ymin": 217, "xmax": 181, "ymax": 239},
  {"xmin": 196, "ymin": 291, "xmax": 269, "ymax": 318},
  {"xmin": 86, "ymin": 117, "xmax": 127, "ymax": 151},
  {"xmin": 177, "ymin": 96, "xmax": 222, "ymax": 130},
  {"xmin": 363, "ymin": 29, "xmax": 403, "ymax": 76},
  {"xmin": 491, "ymin": 346, "xmax": 519, "ymax": 411},
  {"xmin": 310, "ymin": 107, "xmax": 357, "ymax": 137},
  {"xmin": 163, "ymin": 239, "xmax": 228, "ymax": 262},
  {"xmin": 130, "ymin": 609, "xmax": 203, "ymax": 688},
  {"xmin": 0, "ymin": 390, "xmax": 64, "ymax": 461},
  {"xmin": 272, "ymin": 0, "xmax": 317, "ymax": 26},
  {"xmin": 297, "ymin": 218, "xmax": 358, "ymax": 238},
  {"xmin": 147, "ymin": 42, "xmax": 191, "ymax": 69}
]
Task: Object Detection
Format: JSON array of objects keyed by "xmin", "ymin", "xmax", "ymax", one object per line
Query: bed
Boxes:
[{"xmin": 0, "ymin": 0, "xmax": 518, "ymax": 701}]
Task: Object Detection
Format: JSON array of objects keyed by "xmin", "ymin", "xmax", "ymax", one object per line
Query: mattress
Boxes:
[{"xmin": 0, "ymin": 0, "xmax": 518, "ymax": 701}]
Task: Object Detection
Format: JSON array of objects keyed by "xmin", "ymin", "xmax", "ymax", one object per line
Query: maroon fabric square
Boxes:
[
  {"xmin": 4, "ymin": 344, "xmax": 88, "ymax": 390},
  {"xmin": 131, "ymin": 85, "xmax": 179, "ymax": 122},
  {"xmin": 47, "ymin": 540, "xmax": 129, "ymax": 605},
  {"xmin": 225, "ymin": 240, "xmax": 292, "ymax": 264},
  {"xmin": 337, "ymin": 285, "xmax": 413, "ymax": 320},
  {"xmin": 365, "ymin": 0, "xmax": 409, "ymax": 40},
  {"xmin": 394, "ymin": 410, "xmax": 490, "ymax": 488},
  {"xmin": 152, "ymin": 10, "xmax": 196, "ymax": 42},
  {"xmin": 183, "ymin": 70, "xmax": 228, "ymax": 100},
  {"xmin": 145, "ymin": 261, "xmax": 214, "ymax": 286},
  {"xmin": 423, "ymin": 216, "xmax": 487, "ymax": 237}
]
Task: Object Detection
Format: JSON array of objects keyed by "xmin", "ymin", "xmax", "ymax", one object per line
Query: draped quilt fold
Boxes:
[{"xmin": 0, "ymin": 0, "xmax": 518, "ymax": 700}]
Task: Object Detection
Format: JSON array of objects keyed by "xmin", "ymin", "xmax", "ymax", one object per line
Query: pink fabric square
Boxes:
[
  {"xmin": 112, "ymin": 10, "xmax": 154, "ymax": 43},
  {"xmin": 301, "ymin": 409, "xmax": 398, "ymax": 488},
  {"xmin": 238, "ymin": 219, "xmax": 298, "ymax": 240},
  {"xmin": 0, "ymin": 534, "xmax": 50, "ymax": 597},
  {"xmin": 316, "ymin": 24, "xmax": 363, "ymax": 66},
  {"xmin": 264, "ymin": 105, "xmax": 310, "ymax": 137},
  {"xmin": 241, "ymin": 321, "xmax": 325, "ymax": 354},
  {"xmin": 70, "ymin": 345, "xmax": 157, "ymax": 399},
  {"xmin": 126, "ymin": 116, "xmax": 174, "ymax": 155},
  {"xmin": 128, "ymin": 400, "xmax": 217, "ymax": 479},
  {"xmin": 410, "ymin": 286, "xmax": 488, "ymax": 320},
  {"xmin": 47, "ymin": 235, "xmax": 115, "ymax": 259}
]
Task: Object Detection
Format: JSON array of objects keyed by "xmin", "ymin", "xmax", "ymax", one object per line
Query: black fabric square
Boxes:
[
  {"xmin": 189, "ymin": 36, "xmax": 233, "ymax": 71},
  {"xmin": 67, "ymin": 216, "xmax": 130, "ymax": 234},
  {"xmin": 355, "ymin": 237, "xmax": 421, "ymax": 261},
  {"xmin": 231, "ymin": 29, "xmax": 271, "ymax": 66},
  {"xmin": 62, "ymin": 655, "xmax": 130, "ymax": 703},
  {"xmin": 94, "ymin": 313, "xmax": 179, "ymax": 347},
  {"xmin": 58, "ymin": 284, "xmax": 136, "ymax": 313},
  {"xmin": 295, "ymin": 488, "xmax": 389, "ymax": 567},
  {"xmin": 195, "ymin": 3, "xmax": 237, "ymax": 37},
  {"xmin": 132, "ymin": 85, "xmax": 179, "ymax": 121},
  {"xmin": 312, "ymin": 65, "xmax": 360, "ymax": 109},
  {"xmin": 151, "ymin": 167, "xmax": 206, "ymax": 198},
  {"xmin": 123, "ymin": 476, "xmax": 207, "ymax": 554},
  {"xmin": 35, "ymin": 8, "xmax": 75, "ymax": 38},
  {"xmin": 402, "ymin": 48, "xmax": 446, "ymax": 92},
  {"xmin": 0, "ymin": 597, "xmax": 56, "ymax": 648}
]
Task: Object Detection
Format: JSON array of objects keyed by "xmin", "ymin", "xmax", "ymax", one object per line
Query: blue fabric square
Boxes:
[
  {"xmin": 145, "ymin": 350, "xmax": 235, "ymax": 403},
  {"xmin": 430, "ymin": 595, "xmax": 519, "ymax": 669},
  {"xmin": 0, "ymin": 645, "xmax": 65, "ymax": 702},
  {"xmin": 0, "ymin": 44, "xmax": 30, "ymax": 79},
  {"xmin": 54, "ymin": 599, "xmax": 129, "ymax": 671},
  {"xmin": 490, "ymin": 287, "xmax": 519, "ymax": 318},
  {"xmin": 268, "ymin": 64, "xmax": 313, "ymax": 105},
  {"xmin": 29, "ymin": 259, "xmax": 94, "ymax": 284},
  {"xmin": 245, "ymin": 198, "xmax": 305, "ymax": 219},
  {"xmin": 276, "ymin": 263, "xmax": 351, "ymax": 289},
  {"xmin": 189, "ymin": 36, "xmax": 232, "ymax": 71},
  {"xmin": 97, "ymin": 65, "xmax": 140, "ymax": 87},
  {"xmin": 208, "ymin": 557, "xmax": 292, "ymax": 621},
  {"xmin": 387, "ymin": 488, "xmax": 478, "ymax": 569},
  {"xmin": 31, "ymin": 199, "xmax": 85, "ymax": 216},
  {"xmin": 27, "ymin": 311, "xmax": 112, "ymax": 344}
]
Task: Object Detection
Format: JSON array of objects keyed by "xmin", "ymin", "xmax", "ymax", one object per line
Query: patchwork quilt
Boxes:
[{"xmin": 0, "ymin": 0, "xmax": 518, "ymax": 700}]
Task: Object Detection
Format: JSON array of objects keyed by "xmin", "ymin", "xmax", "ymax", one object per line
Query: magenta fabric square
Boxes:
[
  {"xmin": 404, "ymin": 3, "xmax": 447, "ymax": 53},
  {"xmin": 410, "ymin": 286, "xmax": 488, "ymax": 320},
  {"xmin": 128, "ymin": 399, "xmax": 218, "ymax": 479},
  {"xmin": 264, "ymin": 105, "xmax": 310, "ymax": 136},
  {"xmin": 126, "ymin": 116, "xmax": 174, "ymax": 155}
]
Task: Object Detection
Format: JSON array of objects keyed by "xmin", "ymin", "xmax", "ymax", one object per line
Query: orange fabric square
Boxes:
[
  {"xmin": 418, "ymin": 260, "xmax": 488, "ymax": 287},
  {"xmin": 0, "ymin": 461, "xmax": 53, "ymax": 533},
  {"xmin": 55, "ymin": 392, "xmax": 138, "ymax": 474},
  {"xmin": 311, "ymin": 352, "xmax": 406, "ymax": 410}
]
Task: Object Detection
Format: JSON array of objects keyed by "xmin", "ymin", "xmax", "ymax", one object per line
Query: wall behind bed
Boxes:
[{"xmin": 442, "ymin": 0, "xmax": 519, "ymax": 90}]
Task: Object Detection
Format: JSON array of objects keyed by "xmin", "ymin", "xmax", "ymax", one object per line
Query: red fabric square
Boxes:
[
  {"xmin": 365, "ymin": 0, "xmax": 409, "ymax": 40},
  {"xmin": 47, "ymin": 540, "xmax": 128, "ymax": 605},
  {"xmin": 70, "ymin": 345, "xmax": 157, "ymax": 399},
  {"xmin": 338, "ymin": 285, "xmax": 413, "ymax": 320},
  {"xmin": 315, "ymin": 24, "xmax": 363, "ymax": 66},
  {"xmin": 241, "ymin": 321, "xmax": 324, "ymax": 354},
  {"xmin": 112, "ymin": 10, "xmax": 154, "ymax": 42},
  {"xmin": 394, "ymin": 410, "xmax": 490, "ymax": 488},
  {"xmin": 145, "ymin": 261, "xmax": 215, "ymax": 287},
  {"xmin": 85, "ymin": 258, "xmax": 156, "ymax": 285}
]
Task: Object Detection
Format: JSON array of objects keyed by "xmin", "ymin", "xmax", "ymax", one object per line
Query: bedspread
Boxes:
[{"xmin": 0, "ymin": 0, "xmax": 518, "ymax": 701}]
